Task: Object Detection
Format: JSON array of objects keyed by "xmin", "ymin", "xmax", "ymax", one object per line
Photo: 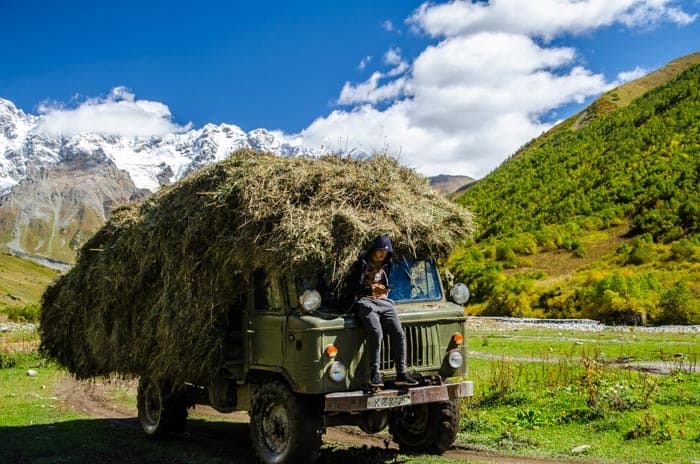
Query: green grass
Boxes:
[
  {"xmin": 0, "ymin": 253, "xmax": 57, "ymax": 319},
  {"xmin": 0, "ymin": 332, "xmax": 470, "ymax": 463},
  {"xmin": 4, "ymin": 325, "xmax": 699, "ymax": 463},
  {"xmin": 469, "ymin": 326, "xmax": 699, "ymax": 363},
  {"xmin": 459, "ymin": 325, "xmax": 700, "ymax": 463}
]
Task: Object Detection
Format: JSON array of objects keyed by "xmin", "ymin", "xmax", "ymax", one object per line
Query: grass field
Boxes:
[
  {"xmin": 2, "ymin": 324, "xmax": 699, "ymax": 463},
  {"xmin": 460, "ymin": 323, "xmax": 700, "ymax": 463},
  {"xmin": 0, "ymin": 253, "xmax": 57, "ymax": 321}
]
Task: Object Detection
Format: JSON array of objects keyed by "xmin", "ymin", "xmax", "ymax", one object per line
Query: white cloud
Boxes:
[
  {"xmin": 358, "ymin": 55, "xmax": 372, "ymax": 70},
  {"xmin": 384, "ymin": 47, "xmax": 403, "ymax": 66},
  {"xmin": 616, "ymin": 66, "xmax": 648, "ymax": 83},
  {"xmin": 382, "ymin": 20, "xmax": 395, "ymax": 32},
  {"xmin": 337, "ymin": 72, "xmax": 410, "ymax": 106},
  {"xmin": 300, "ymin": 0, "xmax": 695, "ymax": 177},
  {"xmin": 338, "ymin": 48, "xmax": 412, "ymax": 105},
  {"xmin": 408, "ymin": 0, "xmax": 696, "ymax": 40},
  {"xmin": 36, "ymin": 87, "xmax": 190, "ymax": 137}
]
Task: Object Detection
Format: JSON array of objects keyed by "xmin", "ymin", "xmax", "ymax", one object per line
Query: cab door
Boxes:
[{"xmin": 244, "ymin": 269, "xmax": 286, "ymax": 367}]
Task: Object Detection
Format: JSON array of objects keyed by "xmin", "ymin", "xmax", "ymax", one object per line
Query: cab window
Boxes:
[{"xmin": 252, "ymin": 269, "xmax": 284, "ymax": 312}]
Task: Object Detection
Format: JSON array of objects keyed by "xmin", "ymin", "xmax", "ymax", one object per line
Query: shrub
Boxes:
[
  {"xmin": 511, "ymin": 235, "xmax": 538, "ymax": 256},
  {"xmin": 0, "ymin": 352, "xmax": 16, "ymax": 369},
  {"xmin": 5, "ymin": 303, "xmax": 41, "ymax": 323},
  {"xmin": 627, "ymin": 238, "xmax": 654, "ymax": 265},
  {"xmin": 656, "ymin": 283, "xmax": 697, "ymax": 324},
  {"xmin": 579, "ymin": 272, "xmax": 659, "ymax": 324},
  {"xmin": 496, "ymin": 243, "xmax": 517, "ymax": 262},
  {"xmin": 572, "ymin": 242, "xmax": 588, "ymax": 258},
  {"xmin": 669, "ymin": 237, "xmax": 700, "ymax": 262},
  {"xmin": 624, "ymin": 413, "xmax": 672, "ymax": 444},
  {"xmin": 483, "ymin": 278, "xmax": 533, "ymax": 317}
]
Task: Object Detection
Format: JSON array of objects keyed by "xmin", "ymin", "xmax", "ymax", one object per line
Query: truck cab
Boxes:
[{"xmin": 137, "ymin": 256, "xmax": 473, "ymax": 464}]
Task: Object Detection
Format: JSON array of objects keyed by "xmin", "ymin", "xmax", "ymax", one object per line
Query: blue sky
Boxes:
[{"xmin": 1, "ymin": 0, "xmax": 698, "ymax": 177}]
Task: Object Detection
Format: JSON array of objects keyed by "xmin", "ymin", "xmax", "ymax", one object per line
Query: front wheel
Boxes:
[
  {"xmin": 249, "ymin": 380, "xmax": 323, "ymax": 464},
  {"xmin": 389, "ymin": 400, "xmax": 459, "ymax": 454},
  {"xmin": 137, "ymin": 377, "xmax": 188, "ymax": 439}
]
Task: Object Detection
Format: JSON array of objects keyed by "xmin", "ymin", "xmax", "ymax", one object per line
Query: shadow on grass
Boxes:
[
  {"xmin": 0, "ymin": 418, "xmax": 255, "ymax": 464},
  {"xmin": 0, "ymin": 418, "xmax": 407, "ymax": 464}
]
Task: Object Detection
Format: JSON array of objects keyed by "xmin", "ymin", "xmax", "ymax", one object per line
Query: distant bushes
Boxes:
[
  {"xmin": 449, "ymin": 230, "xmax": 700, "ymax": 324},
  {"xmin": 656, "ymin": 284, "xmax": 697, "ymax": 325},
  {"xmin": 0, "ymin": 303, "xmax": 41, "ymax": 323},
  {"xmin": 579, "ymin": 272, "xmax": 660, "ymax": 325}
]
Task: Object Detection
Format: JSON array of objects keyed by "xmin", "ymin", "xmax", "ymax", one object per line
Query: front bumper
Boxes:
[{"xmin": 324, "ymin": 381, "xmax": 473, "ymax": 413}]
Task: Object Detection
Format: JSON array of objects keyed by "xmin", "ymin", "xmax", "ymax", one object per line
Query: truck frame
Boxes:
[{"xmin": 136, "ymin": 256, "xmax": 473, "ymax": 463}]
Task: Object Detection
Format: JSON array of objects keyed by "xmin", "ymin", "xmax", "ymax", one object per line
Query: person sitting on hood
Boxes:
[{"xmin": 349, "ymin": 235, "xmax": 419, "ymax": 388}]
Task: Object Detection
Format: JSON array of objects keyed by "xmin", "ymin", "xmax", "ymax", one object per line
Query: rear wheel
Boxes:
[
  {"xmin": 249, "ymin": 380, "xmax": 323, "ymax": 464},
  {"xmin": 389, "ymin": 400, "xmax": 459, "ymax": 454},
  {"xmin": 137, "ymin": 377, "xmax": 188, "ymax": 439}
]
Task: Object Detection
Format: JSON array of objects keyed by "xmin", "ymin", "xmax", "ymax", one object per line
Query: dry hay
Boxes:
[{"xmin": 40, "ymin": 150, "xmax": 474, "ymax": 385}]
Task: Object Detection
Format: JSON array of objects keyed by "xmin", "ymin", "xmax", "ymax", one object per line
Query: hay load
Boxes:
[{"xmin": 40, "ymin": 150, "xmax": 474, "ymax": 386}]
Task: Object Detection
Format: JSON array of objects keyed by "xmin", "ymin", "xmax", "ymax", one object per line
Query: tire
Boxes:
[
  {"xmin": 137, "ymin": 377, "xmax": 188, "ymax": 439},
  {"xmin": 249, "ymin": 380, "xmax": 323, "ymax": 464},
  {"xmin": 389, "ymin": 400, "xmax": 459, "ymax": 454}
]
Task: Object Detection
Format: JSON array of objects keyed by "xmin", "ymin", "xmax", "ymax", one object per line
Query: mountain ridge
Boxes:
[{"xmin": 0, "ymin": 100, "xmax": 323, "ymax": 262}]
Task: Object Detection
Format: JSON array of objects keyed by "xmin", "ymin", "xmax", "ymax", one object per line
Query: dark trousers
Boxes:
[{"xmin": 355, "ymin": 297, "xmax": 407, "ymax": 376}]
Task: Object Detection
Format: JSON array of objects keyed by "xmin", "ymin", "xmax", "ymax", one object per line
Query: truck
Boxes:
[
  {"xmin": 39, "ymin": 152, "xmax": 476, "ymax": 464},
  {"xmin": 136, "ymin": 257, "xmax": 473, "ymax": 464}
]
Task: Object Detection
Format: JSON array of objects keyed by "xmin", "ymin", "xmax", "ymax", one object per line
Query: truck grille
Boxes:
[{"xmin": 380, "ymin": 324, "xmax": 440, "ymax": 371}]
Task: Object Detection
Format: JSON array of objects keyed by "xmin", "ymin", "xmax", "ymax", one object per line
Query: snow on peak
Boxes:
[{"xmin": 0, "ymin": 96, "xmax": 323, "ymax": 193}]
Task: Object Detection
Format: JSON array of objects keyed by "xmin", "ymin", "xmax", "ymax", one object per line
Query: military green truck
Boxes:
[
  {"xmin": 136, "ymin": 258, "xmax": 472, "ymax": 464},
  {"xmin": 40, "ymin": 152, "xmax": 475, "ymax": 464}
]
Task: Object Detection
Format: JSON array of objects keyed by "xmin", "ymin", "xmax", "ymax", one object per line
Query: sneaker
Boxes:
[
  {"xmin": 369, "ymin": 373, "xmax": 384, "ymax": 388},
  {"xmin": 395, "ymin": 373, "xmax": 419, "ymax": 387}
]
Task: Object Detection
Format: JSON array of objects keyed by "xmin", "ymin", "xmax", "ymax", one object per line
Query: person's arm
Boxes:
[{"xmin": 349, "ymin": 255, "xmax": 372, "ymax": 297}]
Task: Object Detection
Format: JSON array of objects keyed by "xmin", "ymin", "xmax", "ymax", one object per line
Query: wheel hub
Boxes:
[{"xmin": 262, "ymin": 403, "xmax": 290, "ymax": 454}]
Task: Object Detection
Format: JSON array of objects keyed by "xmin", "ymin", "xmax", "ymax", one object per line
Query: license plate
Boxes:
[{"xmin": 367, "ymin": 394, "xmax": 411, "ymax": 410}]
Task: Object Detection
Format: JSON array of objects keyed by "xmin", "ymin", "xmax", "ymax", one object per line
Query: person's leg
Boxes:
[
  {"xmin": 379, "ymin": 299, "xmax": 418, "ymax": 387},
  {"xmin": 355, "ymin": 299, "xmax": 384, "ymax": 385},
  {"xmin": 379, "ymin": 302, "xmax": 407, "ymax": 374}
]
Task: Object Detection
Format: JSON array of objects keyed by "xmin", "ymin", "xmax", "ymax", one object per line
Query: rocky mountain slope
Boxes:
[{"xmin": 0, "ymin": 98, "xmax": 319, "ymax": 263}]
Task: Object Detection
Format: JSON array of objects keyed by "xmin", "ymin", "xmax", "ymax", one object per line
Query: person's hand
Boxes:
[{"xmin": 370, "ymin": 283, "xmax": 388, "ymax": 298}]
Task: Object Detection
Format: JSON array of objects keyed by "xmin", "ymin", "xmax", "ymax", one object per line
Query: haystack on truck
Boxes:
[{"xmin": 42, "ymin": 154, "xmax": 473, "ymax": 463}]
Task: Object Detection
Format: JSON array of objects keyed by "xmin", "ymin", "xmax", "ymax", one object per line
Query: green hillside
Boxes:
[
  {"xmin": 450, "ymin": 56, "xmax": 700, "ymax": 324},
  {"xmin": 0, "ymin": 254, "xmax": 57, "ymax": 322}
]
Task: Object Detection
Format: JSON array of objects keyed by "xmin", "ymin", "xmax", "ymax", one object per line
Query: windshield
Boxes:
[
  {"xmin": 290, "ymin": 257, "xmax": 443, "ymax": 314},
  {"xmin": 388, "ymin": 257, "xmax": 443, "ymax": 303}
]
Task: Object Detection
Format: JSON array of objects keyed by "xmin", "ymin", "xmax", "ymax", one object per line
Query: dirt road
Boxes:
[{"xmin": 54, "ymin": 376, "xmax": 584, "ymax": 464}]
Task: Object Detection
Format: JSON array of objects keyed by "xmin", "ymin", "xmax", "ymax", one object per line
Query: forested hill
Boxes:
[
  {"xmin": 457, "ymin": 57, "xmax": 699, "ymax": 240},
  {"xmin": 449, "ymin": 55, "xmax": 700, "ymax": 325}
]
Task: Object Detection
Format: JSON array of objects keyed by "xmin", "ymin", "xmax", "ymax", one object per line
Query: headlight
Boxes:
[
  {"xmin": 450, "ymin": 283, "xmax": 470, "ymax": 305},
  {"xmin": 328, "ymin": 361, "xmax": 347, "ymax": 382},
  {"xmin": 299, "ymin": 289, "xmax": 322, "ymax": 313},
  {"xmin": 447, "ymin": 349, "xmax": 464, "ymax": 369}
]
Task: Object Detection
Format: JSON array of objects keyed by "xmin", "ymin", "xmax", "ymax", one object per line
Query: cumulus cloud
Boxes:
[
  {"xmin": 36, "ymin": 87, "xmax": 190, "ymax": 137},
  {"xmin": 408, "ymin": 0, "xmax": 696, "ymax": 41},
  {"xmin": 300, "ymin": 0, "xmax": 695, "ymax": 177},
  {"xmin": 338, "ymin": 48, "xmax": 412, "ymax": 105},
  {"xmin": 382, "ymin": 20, "xmax": 395, "ymax": 32},
  {"xmin": 337, "ymin": 73, "xmax": 411, "ymax": 106}
]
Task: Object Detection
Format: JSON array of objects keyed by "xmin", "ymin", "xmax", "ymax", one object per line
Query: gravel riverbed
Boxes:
[{"xmin": 0, "ymin": 322, "xmax": 37, "ymax": 333}]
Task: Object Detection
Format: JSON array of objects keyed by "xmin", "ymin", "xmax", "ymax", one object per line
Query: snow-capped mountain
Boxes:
[
  {"xmin": 0, "ymin": 98, "xmax": 317, "ymax": 195},
  {"xmin": 0, "ymin": 97, "xmax": 320, "ymax": 265}
]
